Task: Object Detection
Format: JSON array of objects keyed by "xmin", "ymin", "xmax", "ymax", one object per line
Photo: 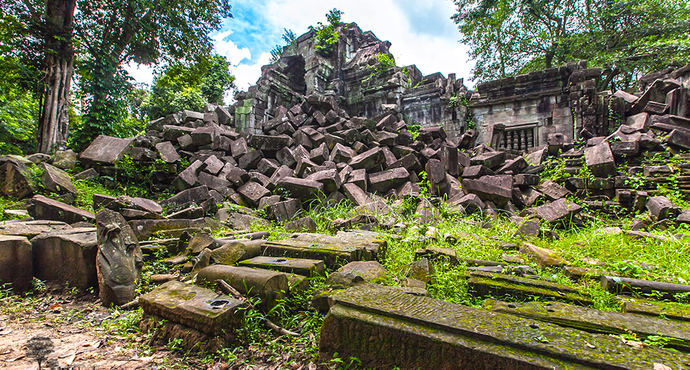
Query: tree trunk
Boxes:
[
  {"xmin": 37, "ymin": 0, "xmax": 76, "ymax": 154},
  {"xmin": 545, "ymin": 48, "xmax": 554, "ymax": 69}
]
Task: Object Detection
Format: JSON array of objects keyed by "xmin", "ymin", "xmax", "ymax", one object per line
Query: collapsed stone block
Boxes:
[
  {"xmin": 368, "ymin": 168, "xmax": 410, "ymax": 194},
  {"xmin": 248, "ymin": 134, "xmax": 291, "ymax": 151},
  {"xmin": 155, "ymin": 141, "xmax": 180, "ymax": 163},
  {"xmin": 584, "ymin": 142, "xmax": 616, "ymax": 178},
  {"xmin": 40, "ymin": 163, "xmax": 78, "ymax": 194},
  {"xmin": 0, "ymin": 157, "xmax": 36, "ymax": 198},
  {"xmin": 320, "ymin": 284, "xmax": 686, "ymax": 369},
  {"xmin": 196, "ymin": 265, "xmax": 288, "ymax": 309},
  {"xmin": 277, "ymin": 177, "xmax": 324, "ymax": 202},
  {"xmin": 470, "ymin": 152, "xmax": 505, "ymax": 169},
  {"xmin": 342, "ymin": 183, "xmax": 370, "ymax": 207},
  {"xmin": 161, "ymin": 186, "xmax": 212, "ymax": 211},
  {"xmin": 285, "ymin": 216, "xmax": 317, "ymax": 233},
  {"xmin": 79, "ymin": 135, "xmax": 134, "ymax": 165},
  {"xmin": 266, "ymin": 198, "xmax": 302, "ymax": 222},
  {"xmin": 449, "ymin": 193, "xmax": 485, "ymax": 214},
  {"xmin": 666, "ymin": 129, "xmax": 690, "ymax": 150},
  {"xmin": 538, "ymin": 180, "xmax": 571, "ymax": 201},
  {"xmin": 140, "ymin": 280, "xmax": 245, "ymax": 336},
  {"xmin": 0, "ymin": 235, "xmax": 33, "ymax": 292},
  {"xmin": 237, "ymin": 182, "xmax": 271, "ymax": 208},
  {"xmin": 646, "ymin": 196, "xmax": 679, "ymax": 220},
  {"xmin": 462, "ymin": 165, "xmax": 494, "ymax": 179},
  {"xmin": 535, "ymin": 198, "xmax": 582, "ymax": 223},
  {"xmin": 173, "ymin": 159, "xmax": 204, "ymax": 191},
  {"xmin": 461, "ymin": 175, "xmax": 513, "ymax": 206},
  {"xmin": 27, "ymin": 195, "xmax": 95, "ymax": 224},
  {"xmin": 349, "ymin": 148, "xmax": 385, "ymax": 170},
  {"xmin": 31, "ymin": 228, "xmax": 98, "ymax": 291}
]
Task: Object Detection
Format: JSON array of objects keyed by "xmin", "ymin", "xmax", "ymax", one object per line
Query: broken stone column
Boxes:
[
  {"xmin": 96, "ymin": 209, "xmax": 143, "ymax": 307},
  {"xmin": 489, "ymin": 124, "xmax": 505, "ymax": 149}
]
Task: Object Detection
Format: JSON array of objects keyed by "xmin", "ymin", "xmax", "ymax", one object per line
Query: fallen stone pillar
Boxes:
[
  {"xmin": 486, "ymin": 299, "xmax": 690, "ymax": 351},
  {"xmin": 196, "ymin": 265, "xmax": 288, "ymax": 310},
  {"xmin": 320, "ymin": 284, "xmax": 689, "ymax": 369}
]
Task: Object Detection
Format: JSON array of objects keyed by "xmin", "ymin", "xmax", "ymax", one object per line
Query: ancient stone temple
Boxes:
[
  {"xmin": 228, "ymin": 22, "xmax": 630, "ymax": 151},
  {"xmin": 470, "ymin": 61, "xmax": 608, "ymax": 151},
  {"xmin": 229, "ymin": 22, "xmax": 469, "ymax": 142}
]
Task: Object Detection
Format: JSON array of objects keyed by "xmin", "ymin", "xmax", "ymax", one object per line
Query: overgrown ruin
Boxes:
[
  {"xmin": 231, "ymin": 22, "xmax": 469, "ymax": 143},
  {"xmin": 2, "ymin": 21, "xmax": 690, "ymax": 370}
]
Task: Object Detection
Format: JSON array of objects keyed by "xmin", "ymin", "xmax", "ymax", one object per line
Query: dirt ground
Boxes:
[
  {"xmin": 0, "ymin": 292, "xmax": 183, "ymax": 370},
  {"xmin": 0, "ymin": 290, "xmax": 320, "ymax": 370}
]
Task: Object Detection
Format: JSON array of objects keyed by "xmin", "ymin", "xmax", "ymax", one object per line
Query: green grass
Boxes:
[
  {"xmin": 5, "ymin": 154, "xmax": 690, "ymax": 368},
  {"xmin": 0, "ymin": 196, "xmax": 26, "ymax": 221}
]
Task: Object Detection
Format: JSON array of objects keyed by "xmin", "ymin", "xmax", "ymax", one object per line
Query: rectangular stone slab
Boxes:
[
  {"xmin": 261, "ymin": 240, "xmax": 360, "ymax": 266},
  {"xmin": 321, "ymin": 284, "xmax": 689, "ymax": 370},
  {"xmin": 485, "ymin": 300, "xmax": 690, "ymax": 351},
  {"xmin": 0, "ymin": 220, "xmax": 72, "ymax": 238},
  {"xmin": 293, "ymin": 232, "xmax": 386, "ymax": 261},
  {"xmin": 129, "ymin": 218, "xmax": 210, "ymax": 240},
  {"xmin": 79, "ymin": 135, "xmax": 133, "ymax": 165},
  {"xmin": 620, "ymin": 297, "xmax": 690, "ymax": 322},
  {"xmin": 139, "ymin": 280, "xmax": 245, "ymax": 336},
  {"xmin": 238, "ymin": 256, "xmax": 325, "ymax": 277},
  {"xmin": 468, "ymin": 271, "xmax": 592, "ymax": 305},
  {"xmin": 30, "ymin": 228, "xmax": 98, "ymax": 292}
]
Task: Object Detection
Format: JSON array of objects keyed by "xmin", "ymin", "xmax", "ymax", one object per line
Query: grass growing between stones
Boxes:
[
  {"xmin": 0, "ymin": 196, "xmax": 26, "ymax": 221},
  {"xmin": 5, "ymin": 185, "xmax": 690, "ymax": 367}
]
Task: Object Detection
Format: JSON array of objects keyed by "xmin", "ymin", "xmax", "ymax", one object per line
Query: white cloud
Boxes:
[
  {"xmin": 211, "ymin": 30, "xmax": 252, "ymax": 66},
  {"xmin": 231, "ymin": 52, "xmax": 272, "ymax": 91},
  {"xmin": 261, "ymin": 0, "xmax": 474, "ymax": 87}
]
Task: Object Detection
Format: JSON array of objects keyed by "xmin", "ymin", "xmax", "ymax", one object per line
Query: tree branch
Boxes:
[
  {"xmin": 21, "ymin": 0, "xmax": 41, "ymax": 24},
  {"xmin": 214, "ymin": 279, "xmax": 301, "ymax": 338}
]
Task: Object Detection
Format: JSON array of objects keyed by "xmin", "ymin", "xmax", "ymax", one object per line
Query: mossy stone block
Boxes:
[
  {"xmin": 139, "ymin": 280, "xmax": 245, "ymax": 336},
  {"xmin": 238, "ymin": 256, "xmax": 325, "ymax": 277},
  {"xmin": 321, "ymin": 284, "xmax": 690, "ymax": 369}
]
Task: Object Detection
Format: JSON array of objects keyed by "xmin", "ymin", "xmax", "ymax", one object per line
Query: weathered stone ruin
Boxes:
[
  {"xmin": 230, "ymin": 22, "xmax": 469, "ymax": 142},
  {"xmin": 2, "ymin": 21, "xmax": 690, "ymax": 369}
]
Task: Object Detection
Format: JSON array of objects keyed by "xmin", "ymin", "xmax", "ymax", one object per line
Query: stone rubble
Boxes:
[{"xmin": 0, "ymin": 25, "xmax": 689, "ymax": 367}]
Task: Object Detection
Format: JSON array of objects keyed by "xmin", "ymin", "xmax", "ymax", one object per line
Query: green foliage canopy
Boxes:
[
  {"xmin": 0, "ymin": 9, "xmax": 44, "ymax": 154},
  {"xmin": 453, "ymin": 0, "xmax": 690, "ymax": 88}
]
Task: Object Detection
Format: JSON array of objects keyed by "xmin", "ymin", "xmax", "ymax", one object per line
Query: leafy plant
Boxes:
[
  {"xmin": 165, "ymin": 338, "xmax": 184, "ymax": 353},
  {"xmin": 309, "ymin": 9, "xmax": 343, "ymax": 56},
  {"xmin": 417, "ymin": 171, "xmax": 430, "ymax": 197},
  {"xmin": 270, "ymin": 28, "xmax": 297, "ymax": 63},
  {"xmin": 372, "ymin": 53, "xmax": 396, "ymax": 75},
  {"xmin": 540, "ymin": 158, "xmax": 569, "ymax": 182}
]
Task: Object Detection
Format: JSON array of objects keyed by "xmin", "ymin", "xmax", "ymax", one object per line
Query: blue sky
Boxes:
[{"xmin": 127, "ymin": 0, "xmax": 473, "ymax": 97}]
